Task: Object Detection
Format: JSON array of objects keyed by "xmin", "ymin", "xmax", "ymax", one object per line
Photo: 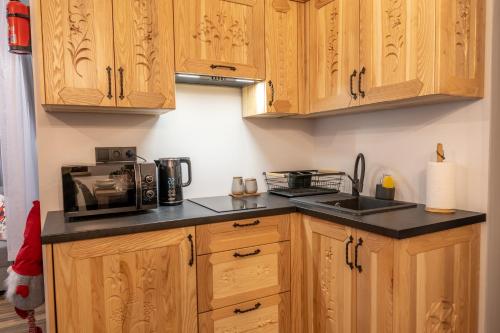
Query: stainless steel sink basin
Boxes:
[{"xmin": 315, "ymin": 196, "xmax": 417, "ymax": 216}]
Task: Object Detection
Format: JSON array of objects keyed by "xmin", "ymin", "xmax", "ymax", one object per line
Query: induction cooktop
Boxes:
[{"xmin": 188, "ymin": 195, "xmax": 267, "ymax": 213}]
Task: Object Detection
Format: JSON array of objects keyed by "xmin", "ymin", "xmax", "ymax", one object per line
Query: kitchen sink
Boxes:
[{"xmin": 315, "ymin": 196, "xmax": 417, "ymax": 216}]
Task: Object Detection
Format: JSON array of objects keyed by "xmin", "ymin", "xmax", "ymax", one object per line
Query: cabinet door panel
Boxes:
[
  {"xmin": 112, "ymin": 0, "xmax": 175, "ymax": 109},
  {"xmin": 53, "ymin": 228, "xmax": 198, "ymax": 333},
  {"xmin": 309, "ymin": 0, "xmax": 359, "ymax": 113},
  {"xmin": 265, "ymin": 0, "xmax": 299, "ymax": 114},
  {"xmin": 355, "ymin": 230, "xmax": 394, "ymax": 333},
  {"xmin": 174, "ymin": 0, "xmax": 265, "ymax": 79},
  {"xmin": 304, "ymin": 216, "xmax": 355, "ymax": 333},
  {"xmin": 437, "ymin": 0, "xmax": 485, "ymax": 97},
  {"xmin": 394, "ymin": 225, "xmax": 480, "ymax": 333},
  {"xmin": 41, "ymin": 0, "xmax": 116, "ymax": 106},
  {"xmin": 359, "ymin": 0, "xmax": 435, "ymax": 105}
]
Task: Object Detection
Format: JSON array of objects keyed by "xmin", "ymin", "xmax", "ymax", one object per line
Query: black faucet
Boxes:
[{"xmin": 347, "ymin": 153, "xmax": 365, "ymax": 197}]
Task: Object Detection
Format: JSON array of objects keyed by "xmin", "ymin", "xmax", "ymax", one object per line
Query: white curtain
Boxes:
[{"xmin": 0, "ymin": 0, "xmax": 39, "ymax": 260}]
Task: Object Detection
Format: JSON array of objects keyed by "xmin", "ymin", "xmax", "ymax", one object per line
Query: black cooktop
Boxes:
[{"xmin": 188, "ymin": 196, "xmax": 267, "ymax": 213}]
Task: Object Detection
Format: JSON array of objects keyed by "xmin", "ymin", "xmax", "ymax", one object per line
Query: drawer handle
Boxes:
[
  {"xmin": 233, "ymin": 249, "xmax": 261, "ymax": 258},
  {"xmin": 210, "ymin": 64, "xmax": 237, "ymax": 71},
  {"xmin": 234, "ymin": 302, "xmax": 261, "ymax": 314},
  {"xmin": 233, "ymin": 220, "xmax": 260, "ymax": 228},
  {"xmin": 188, "ymin": 234, "xmax": 194, "ymax": 267}
]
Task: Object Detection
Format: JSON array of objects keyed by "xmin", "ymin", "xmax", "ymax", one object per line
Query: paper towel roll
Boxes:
[{"xmin": 426, "ymin": 161, "xmax": 456, "ymax": 212}]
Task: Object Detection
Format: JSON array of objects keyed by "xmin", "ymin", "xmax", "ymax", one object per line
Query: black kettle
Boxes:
[{"xmin": 155, "ymin": 157, "xmax": 192, "ymax": 206}]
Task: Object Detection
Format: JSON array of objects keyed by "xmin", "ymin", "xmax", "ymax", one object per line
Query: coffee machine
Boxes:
[{"xmin": 155, "ymin": 158, "xmax": 192, "ymax": 205}]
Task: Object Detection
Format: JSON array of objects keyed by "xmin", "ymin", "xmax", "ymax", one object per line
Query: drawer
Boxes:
[
  {"xmin": 196, "ymin": 214, "xmax": 290, "ymax": 255},
  {"xmin": 197, "ymin": 242, "xmax": 291, "ymax": 312},
  {"xmin": 199, "ymin": 293, "xmax": 291, "ymax": 333}
]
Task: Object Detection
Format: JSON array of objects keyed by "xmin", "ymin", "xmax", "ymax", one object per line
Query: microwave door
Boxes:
[{"xmin": 74, "ymin": 180, "xmax": 98, "ymax": 211}]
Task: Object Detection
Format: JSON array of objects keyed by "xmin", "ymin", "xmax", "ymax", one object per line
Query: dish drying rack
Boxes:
[{"xmin": 263, "ymin": 170, "xmax": 346, "ymax": 198}]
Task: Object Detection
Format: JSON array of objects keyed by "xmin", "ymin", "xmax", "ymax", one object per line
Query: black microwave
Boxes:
[{"xmin": 61, "ymin": 162, "xmax": 157, "ymax": 219}]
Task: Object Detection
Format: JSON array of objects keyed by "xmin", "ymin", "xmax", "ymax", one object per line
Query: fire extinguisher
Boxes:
[{"xmin": 6, "ymin": 0, "xmax": 31, "ymax": 54}]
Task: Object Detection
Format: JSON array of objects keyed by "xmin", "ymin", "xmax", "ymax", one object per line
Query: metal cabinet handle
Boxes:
[
  {"xmin": 268, "ymin": 80, "xmax": 275, "ymax": 107},
  {"xmin": 118, "ymin": 67, "xmax": 125, "ymax": 100},
  {"xmin": 210, "ymin": 64, "xmax": 237, "ymax": 71},
  {"xmin": 106, "ymin": 66, "xmax": 113, "ymax": 99},
  {"xmin": 350, "ymin": 70, "xmax": 358, "ymax": 100},
  {"xmin": 233, "ymin": 249, "xmax": 261, "ymax": 258},
  {"xmin": 234, "ymin": 302, "xmax": 261, "ymax": 314},
  {"xmin": 188, "ymin": 234, "xmax": 194, "ymax": 267},
  {"xmin": 233, "ymin": 220, "xmax": 260, "ymax": 228},
  {"xmin": 359, "ymin": 67, "xmax": 366, "ymax": 98},
  {"xmin": 345, "ymin": 236, "xmax": 354, "ymax": 270},
  {"xmin": 354, "ymin": 237, "xmax": 363, "ymax": 272}
]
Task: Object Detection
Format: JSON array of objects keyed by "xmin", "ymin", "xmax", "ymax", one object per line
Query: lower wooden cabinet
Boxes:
[
  {"xmin": 197, "ymin": 241, "xmax": 291, "ymax": 313},
  {"xmin": 51, "ymin": 227, "xmax": 198, "ymax": 333},
  {"xmin": 394, "ymin": 224, "xmax": 481, "ymax": 333},
  {"xmin": 301, "ymin": 216, "xmax": 480, "ymax": 333},
  {"xmin": 43, "ymin": 213, "xmax": 481, "ymax": 332},
  {"xmin": 199, "ymin": 293, "xmax": 291, "ymax": 332}
]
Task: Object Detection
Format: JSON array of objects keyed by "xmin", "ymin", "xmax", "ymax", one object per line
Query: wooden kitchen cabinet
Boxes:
[
  {"xmin": 39, "ymin": 0, "xmax": 175, "ymax": 112},
  {"xmin": 306, "ymin": 0, "xmax": 485, "ymax": 115},
  {"xmin": 354, "ymin": 229, "xmax": 394, "ymax": 333},
  {"xmin": 303, "ymin": 215, "xmax": 356, "ymax": 332},
  {"xmin": 41, "ymin": 0, "xmax": 116, "ymax": 107},
  {"xmin": 112, "ymin": 0, "xmax": 176, "ymax": 109},
  {"xmin": 51, "ymin": 228, "xmax": 197, "ymax": 333},
  {"xmin": 308, "ymin": 0, "xmax": 360, "ymax": 114},
  {"xmin": 394, "ymin": 224, "xmax": 481, "ymax": 333},
  {"xmin": 173, "ymin": 0, "xmax": 266, "ymax": 80},
  {"xmin": 242, "ymin": 0, "xmax": 302, "ymax": 117},
  {"xmin": 299, "ymin": 216, "xmax": 481, "ymax": 333}
]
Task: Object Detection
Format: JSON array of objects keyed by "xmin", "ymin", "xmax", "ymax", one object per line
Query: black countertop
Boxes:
[{"xmin": 42, "ymin": 193, "xmax": 486, "ymax": 244}]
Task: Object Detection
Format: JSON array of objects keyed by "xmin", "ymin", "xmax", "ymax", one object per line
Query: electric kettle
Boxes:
[{"xmin": 155, "ymin": 157, "xmax": 192, "ymax": 206}]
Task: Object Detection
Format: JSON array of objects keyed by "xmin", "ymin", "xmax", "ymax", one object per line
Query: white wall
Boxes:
[
  {"xmin": 312, "ymin": 101, "xmax": 490, "ymax": 211},
  {"xmin": 35, "ymin": 84, "xmax": 315, "ymax": 215}
]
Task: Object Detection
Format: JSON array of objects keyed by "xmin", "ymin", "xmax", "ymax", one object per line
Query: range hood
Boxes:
[{"xmin": 175, "ymin": 74, "xmax": 258, "ymax": 88}]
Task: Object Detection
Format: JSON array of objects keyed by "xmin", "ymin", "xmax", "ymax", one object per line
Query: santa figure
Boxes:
[{"xmin": 4, "ymin": 201, "xmax": 44, "ymax": 333}]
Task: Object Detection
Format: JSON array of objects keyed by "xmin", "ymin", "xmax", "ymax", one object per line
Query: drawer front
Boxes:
[
  {"xmin": 198, "ymin": 242, "xmax": 291, "ymax": 312},
  {"xmin": 199, "ymin": 293, "xmax": 291, "ymax": 333},
  {"xmin": 196, "ymin": 214, "xmax": 291, "ymax": 255}
]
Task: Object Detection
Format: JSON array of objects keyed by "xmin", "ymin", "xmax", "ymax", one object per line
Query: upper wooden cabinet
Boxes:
[
  {"xmin": 112, "ymin": 0, "xmax": 176, "ymax": 109},
  {"xmin": 51, "ymin": 227, "xmax": 198, "ymax": 332},
  {"xmin": 242, "ymin": 0, "xmax": 302, "ymax": 117},
  {"xmin": 41, "ymin": 0, "xmax": 116, "ymax": 108},
  {"xmin": 307, "ymin": 0, "xmax": 485, "ymax": 115},
  {"xmin": 39, "ymin": 0, "xmax": 175, "ymax": 112},
  {"xmin": 174, "ymin": 0, "xmax": 266, "ymax": 80},
  {"xmin": 308, "ymin": 0, "xmax": 360, "ymax": 114}
]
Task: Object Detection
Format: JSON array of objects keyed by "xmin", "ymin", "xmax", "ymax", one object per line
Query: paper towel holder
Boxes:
[{"xmin": 425, "ymin": 143, "xmax": 456, "ymax": 214}]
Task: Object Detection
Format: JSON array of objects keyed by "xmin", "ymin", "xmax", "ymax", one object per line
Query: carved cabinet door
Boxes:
[
  {"xmin": 303, "ymin": 216, "xmax": 355, "ymax": 333},
  {"xmin": 41, "ymin": 0, "xmax": 116, "ymax": 107},
  {"xmin": 359, "ymin": 0, "xmax": 435, "ymax": 106},
  {"xmin": 309, "ymin": 0, "xmax": 360, "ymax": 114},
  {"xmin": 53, "ymin": 228, "xmax": 198, "ymax": 333},
  {"xmin": 393, "ymin": 225, "xmax": 480, "ymax": 333},
  {"xmin": 264, "ymin": 0, "xmax": 300, "ymax": 115},
  {"xmin": 173, "ymin": 0, "xmax": 266, "ymax": 80},
  {"xmin": 354, "ymin": 230, "xmax": 394, "ymax": 333},
  {"xmin": 112, "ymin": 0, "xmax": 176, "ymax": 109}
]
